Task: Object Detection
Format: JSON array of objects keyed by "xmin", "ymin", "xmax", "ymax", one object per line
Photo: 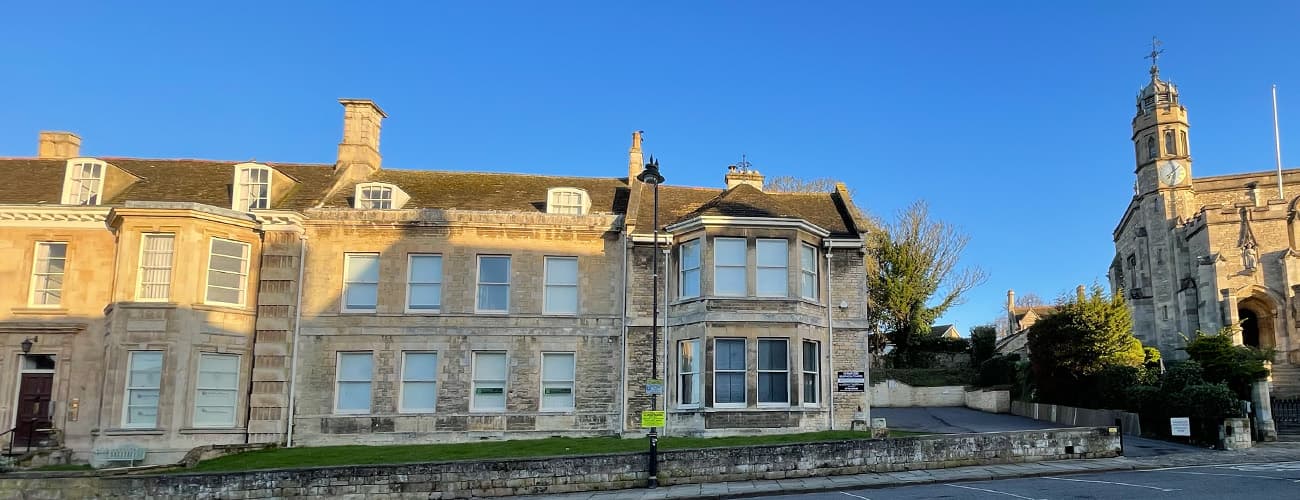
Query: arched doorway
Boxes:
[{"xmin": 1237, "ymin": 295, "xmax": 1278, "ymax": 350}]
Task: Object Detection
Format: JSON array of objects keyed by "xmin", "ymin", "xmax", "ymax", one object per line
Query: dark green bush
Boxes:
[
  {"xmin": 1183, "ymin": 331, "xmax": 1270, "ymax": 399},
  {"xmin": 976, "ymin": 354, "xmax": 1019, "ymax": 387}
]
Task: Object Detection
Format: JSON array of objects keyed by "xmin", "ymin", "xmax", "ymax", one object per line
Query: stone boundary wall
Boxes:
[
  {"xmin": 871, "ymin": 380, "xmax": 1010, "ymax": 413},
  {"xmin": 1012, "ymin": 400, "xmax": 1142, "ymax": 436},
  {"xmin": 0, "ymin": 428, "xmax": 1120, "ymax": 499}
]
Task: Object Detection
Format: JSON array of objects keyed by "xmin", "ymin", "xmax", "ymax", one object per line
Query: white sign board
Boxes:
[{"xmin": 1170, "ymin": 417, "xmax": 1191, "ymax": 437}]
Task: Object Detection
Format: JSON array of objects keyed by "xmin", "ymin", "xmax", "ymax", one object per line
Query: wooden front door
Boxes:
[{"xmin": 14, "ymin": 373, "xmax": 53, "ymax": 447}]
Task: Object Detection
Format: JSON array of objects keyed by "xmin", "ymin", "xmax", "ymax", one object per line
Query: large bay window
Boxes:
[
  {"xmin": 679, "ymin": 240, "xmax": 701, "ymax": 299},
  {"xmin": 756, "ymin": 239, "xmax": 788, "ymax": 297},
  {"xmin": 544, "ymin": 257, "xmax": 578, "ymax": 315},
  {"xmin": 540, "ymin": 352, "xmax": 576, "ymax": 411},
  {"xmin": 678, "ymin": 339, "xmax": 702, "ymax": 408},
  {"xmin": 713, "ymin": 238, "xmax": 747, "ymax": 296},
  {"xmin": 194, "ymin": 354, "xmax": 240, "ymax": 427},
  {"xmin": 757, "ymin": 339, "xmax": 789, "ymax": 405},
  {"xmin": 714, "ymin": 339, "xmax": 746, "ymax": 407},
  {"xmin": 124, "ymin": 351, "xmax": 163, "ymax": 428}
]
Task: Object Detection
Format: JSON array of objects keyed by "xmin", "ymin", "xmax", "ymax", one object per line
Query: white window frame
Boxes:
[
  {"xmin": 406, "ymin": 254, "xmax": 442, "ymax": 313},
  {"xmin": 204, "ymin": 238, "xmax": 250, "ymax": 307},
  {"xmin": 61, "ymin": 158, "xmax": 106, "ymax": 205},
  {"xmin": 334, "ymin": 352, "xmax": 373, "ymax": 415},
  {"xmin": 470, "ymin": 351, "xmax": 508, "ymax": 412},
  {"xmin": 123, "ymin": 351, "xmax": 164, "ymax": 429},
  {"xmin": 801, "ymin": 340, "xmax": 820, "ymax": 407},
  {"xmin": 232, "ymin": 163, "xmax": 272, "ymax": 211},
  {"xmin": 29, "ymin": 242, "xmax": 67, "ymax": 307},
  {"xmin": 756, "ymin": 239, "xmax": 789, "ymax": 297},
  {"xmin": 357, "ymin": 184, "xmax": 393, "ymax": 209},
  {"xmin": 342, "ymin": 253, "xmax": 380, "ymax": 313},
  {"xmin": 713, "ymin": 237, "xmax": 747, "ymax": 297},
  {"xmin": 679, "ymin": 239, "xmax": 701, "ymax": 299},
  {"xmin": 677, "ymin": 339, "xmax": 702, "ymax": 409},
  {"xmin": 398, "ymin": 351, "xmax": 438, "ymax": 413},
  {"xmin": 757, "ymin": 338, "xmax": 790, "ymax": 407},
  {"xmin": 800, "ymin": 243, "xmax": 819, "ymax": 301},
  {"xmin": 546, "ymin": 187, "xmax": 591, "ymax": 215},
  {"xmin": 193, "ymin": 353, "xmax": 240, "ymax": 428},
  {"xmin": 713, "ymin": 338, "xmax": 747, "ymax": 408},
  {"xmin": 136, "ymin": 233, "xmax": 176, "ymax": 302},
  {"xmin": 475, "ymin": 255, "xmax": 511, "ymax": 314},
  {"xmin": 543, "ymin": 256, "xmax": 579, "ymax": 315},
  {"xmin": 540, "ymin": 352, "xmax": 576, "ymax": 412}
]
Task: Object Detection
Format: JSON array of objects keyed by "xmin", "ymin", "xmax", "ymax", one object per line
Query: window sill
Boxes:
[
  {"xmin": 192, "ymin": 303, "xmax": 255, "ymax": 315},
  {"xmin": 538, "ymin": 409, "xmax": 575, "ymax": 414},
  {"xmin": 100, "ymin": 428, "xmax": 166, "ymax": 436},
  {"xmin": 179, "ymin": 427, "xmax": 246, "ymax": 435},
  {"xmin": 404, "ymin": 309, "xmax": 442, "ymax": 315},
  {"xmin": 340, "ymin": 309, "xmax": 378, "ymax": 315},
  {"xmin": 11, "ymin": 307, "xmax": 69, "ymax": 316},
  {"xmin": 116, "ymin": 302, "xmax": 178, "ymax": 309}
]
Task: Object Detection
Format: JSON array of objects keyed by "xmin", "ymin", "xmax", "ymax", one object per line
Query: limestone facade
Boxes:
[
  {"xmin": 1110, "ymin": 58, "xmax": 1300, "ymax": 398},
  {"xmin": 0, "ymin": 101, "xmax": 871, "ymax": 464}
]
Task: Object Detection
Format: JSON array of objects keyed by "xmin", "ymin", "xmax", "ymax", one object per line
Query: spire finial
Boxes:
[{"xmin": 1146, "ymin": 36, "xmax": 1164, "ymax": 80}]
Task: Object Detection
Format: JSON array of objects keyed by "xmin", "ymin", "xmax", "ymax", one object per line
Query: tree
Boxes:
[
  {"xmin": 970, "ymin": 324, "xmax": 998, "ymax": 366},
  {"xmin": 1014, "ymin": 292, "xmax": 1047, "ymax": 308},
  {"xmin": 866, "ymin": 200, "xmax": 987, "ymax": 365},
  {"xmin": 764, "ymin": 176, "xmax": 842, "ymax": 193},
  {"xmin": 1027, "ymin": 284, "xmax": 1145, "ymax": 405},
  {"xmin": 1183, "ymin": 329, "xmax": 1270, "ymax": 400}
]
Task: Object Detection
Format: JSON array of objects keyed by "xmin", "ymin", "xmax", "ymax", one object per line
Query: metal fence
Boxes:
[{"xmin": 1273, "ymin": 397, "xmax": 1300, "ymax": 432}]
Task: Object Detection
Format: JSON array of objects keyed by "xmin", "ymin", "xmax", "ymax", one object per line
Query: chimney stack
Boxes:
[
  {"xmin": 1076, "ymin": 284, "xmax": 1087, "ymax": 302},
  {"xmin": 628, "ymin": 131, "xmax": 643, "ymax": 181},
  {"xmin": 724, "ymin": 164, "xmax": 764, "ymax": 191},
  {"xmin": 38, "ymin": 131, "xmax": 81, "ymax": 159},
  {"xmin": 336, "ymin": 99, "xmax": 386, "ymax": 173}
]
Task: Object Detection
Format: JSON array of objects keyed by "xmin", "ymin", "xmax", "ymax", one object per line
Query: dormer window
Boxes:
[
  {"xmin": 547, "ymin": 187, "xmax": 590, "ymax": 215},
  {"xmin": 353, "ymin": 182, "xmax": 409, "ymax": 209},
  {"xmin": 61, "ymin": 158, "xmax": 105, "ymax": 205},
  {"xmin": 233, "ymin": 163, "xmax": 271, "ymax": 211}
]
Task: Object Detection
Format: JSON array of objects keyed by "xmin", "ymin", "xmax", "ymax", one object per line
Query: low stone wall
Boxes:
[
  {"xmin": 0, "ymin": 427, "xmax": 1120, "ymax": 499},
  {"xmin": 871, "ymin": 380, "xmax": 1010, "ymax": 413},
  {"xmin": 1012, "ymin": 400, "xmax": 1142, "ymax": 436},
  {"xmin": 965, "ymin": 388, "xmax": 1011, "ymax": 413}
]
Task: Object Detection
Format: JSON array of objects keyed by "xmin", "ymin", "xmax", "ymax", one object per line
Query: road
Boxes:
[
  {"xmin": 874, "ymin": 407, "xmax": 1206, "ymax": 457},
  {"xmin": 755, "ymin": 460, "xmax": 1300, "ymax": 500}
]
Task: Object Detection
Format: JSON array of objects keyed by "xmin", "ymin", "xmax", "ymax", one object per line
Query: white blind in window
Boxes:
[{"xmin": 138, "ymin": 234, "xmax": 175, "ymax": 300}]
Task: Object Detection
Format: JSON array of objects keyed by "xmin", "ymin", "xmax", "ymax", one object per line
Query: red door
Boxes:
[{"xmin": 14, "ymin": 373, "xmax": 53, "ymax": 447}]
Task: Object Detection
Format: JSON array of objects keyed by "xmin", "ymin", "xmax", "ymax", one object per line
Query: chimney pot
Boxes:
[
  {"xmin": 38, "ymin": 131, "xmax": 81, "ymax": 159},
  {"xmin": 724, "ymin": 164, "xmax": 765, "ymax": 191}
]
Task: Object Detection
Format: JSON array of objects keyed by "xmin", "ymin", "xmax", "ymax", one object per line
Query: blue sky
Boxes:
[{"xmin": 4, "ymin": 1, "xmax": 1299, "ymax": 334}]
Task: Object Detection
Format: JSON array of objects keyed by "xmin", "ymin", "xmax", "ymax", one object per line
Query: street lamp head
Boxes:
[
  {"xmin": 637, "ymin": 156, "xmax": 665, "ymax": 185},
  {"xmin": 20, "ymin": 337, "xmax": 35, "ymax": 354}
]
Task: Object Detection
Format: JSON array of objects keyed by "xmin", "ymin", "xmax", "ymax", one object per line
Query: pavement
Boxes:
[{"xmin": 516, "ymin": 407, "xmax": 1300, "ymax": 500}]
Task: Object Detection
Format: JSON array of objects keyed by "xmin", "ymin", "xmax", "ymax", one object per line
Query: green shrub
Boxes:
[
  {"xmin": 1161, "ymin": 360, "xmax": 1204, "ymax": 393},
  {"xmin": 976, "ymin": 354, "xmax": 1019, "ymax": 387},
  {"xmin": 1183, "ymin": 330, "xmax": 1270, "ymax": 399},
  {"xmin": 870, "ymin": 368, "xmax": 973, "ymax": 387},
  {"xmin": 970, "ymin": 325, "xmax": 998, "ymax": 366}
]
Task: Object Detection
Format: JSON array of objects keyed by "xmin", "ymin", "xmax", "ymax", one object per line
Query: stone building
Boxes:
[
  {"xmin": 0, "ymin": 100, "xmax": 871, "ymax": 464},
  {"xmin": 1109, "ymin": 52, "xmax": 1300, "ymax": 404}
]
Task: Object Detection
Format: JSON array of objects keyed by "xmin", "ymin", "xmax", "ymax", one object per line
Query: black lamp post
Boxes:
[{"xmin": 637, "ymin": 156, "xmax": 665, "ymax": 489}]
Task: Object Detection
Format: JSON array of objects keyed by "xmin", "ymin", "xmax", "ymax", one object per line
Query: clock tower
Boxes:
[{"xmin": 1132, "ymin": 38, "xmax": 1194, "ymax": 219}]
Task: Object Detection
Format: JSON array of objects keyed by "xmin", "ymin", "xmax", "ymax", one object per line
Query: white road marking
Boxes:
[
  {"xmin": 1146, "ymin": 460, "xmax": 1298, "ymax": 471},
  {"xmin": 1160, "ymin": 470, "xmax": 1300, "ymax": 483},
  {"xmin": 1040, "ymin": 476, "xmax": 1179, "ymax": 492},
  {"xmin": 839, "ymin": 492, "xmax": 871, "ymax": 500},
  {"xmin": 945, "ymin": 484, "xmax": 1044, "ymax": 500}
]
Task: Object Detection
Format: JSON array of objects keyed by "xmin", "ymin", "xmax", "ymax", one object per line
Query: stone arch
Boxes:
[{"xmin": 1236, "ymin": 287, "xmax": 1281, "ymax": 350}]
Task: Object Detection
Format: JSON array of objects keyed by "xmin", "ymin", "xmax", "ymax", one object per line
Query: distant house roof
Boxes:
[{"xmin": 930, "ymin": 324, "xmax": 960, "ymax": 339}]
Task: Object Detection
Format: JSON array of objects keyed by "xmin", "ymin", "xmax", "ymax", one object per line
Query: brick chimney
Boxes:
[
  {"xmin": 724, "ymin": 164, "xmax": 764, "ymax": 191},
  {"xmin": 38, "ymin": 131, "xmax": 81, "ymax": 159},
  {"xmin": 336, "ymin": 99, "xmax": 386, "ymax": 173}
]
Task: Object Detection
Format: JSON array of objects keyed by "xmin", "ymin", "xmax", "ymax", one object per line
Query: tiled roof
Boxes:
[
  {"xmin": 629, "ymin": 182, "xmax": 866, "ymax": 237},
  {"xmin": 318, "ymin": 169, "xmax": 630, "ymax": 214}
]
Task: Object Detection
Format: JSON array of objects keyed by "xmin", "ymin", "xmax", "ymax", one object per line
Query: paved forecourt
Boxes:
[{"xmin": 756, "ymin": 460, "xmax": 1300, "ymax": 500}]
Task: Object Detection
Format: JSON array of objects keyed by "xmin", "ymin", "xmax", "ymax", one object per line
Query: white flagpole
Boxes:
[{"xmin": 1275, "ymin": 84, "xmax": 1285, "ymax": 198}]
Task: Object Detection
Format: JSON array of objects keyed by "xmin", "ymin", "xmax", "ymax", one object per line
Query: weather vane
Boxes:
[
  {"xmin": 1146, "ymin": 36, "xmax": 1164, "ymax": 78},
  {"xmin": 737, "ymin": 153, "xmax": 751, "ymax": 172}
]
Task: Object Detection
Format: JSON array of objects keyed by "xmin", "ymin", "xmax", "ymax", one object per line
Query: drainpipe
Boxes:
[
  {"xmin": 661, "ymin": 246, "xmax": 671, "ymax": 436},
  {"xmin": 825, "ymin": 251, "xmax": 834, "ymax": 430},
  {"xmin": 619, "ymin": 229, "xmax": 629, "ymax": 435},
  {"xmin": 284, "ymin": 232, "xmax": 308, "ymax": 447}
]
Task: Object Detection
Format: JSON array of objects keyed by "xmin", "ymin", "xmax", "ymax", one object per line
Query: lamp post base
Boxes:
[{"xmin": 647, "ymin": 428, "xmax": 659, "ymax": 488}]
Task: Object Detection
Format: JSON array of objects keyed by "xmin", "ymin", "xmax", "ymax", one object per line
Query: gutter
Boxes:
[
  {"xmin": 825, "ymin": 251, "xmax": 834, "ymax": 430},
  {"xmin": 284, "ymin": 232, "xmax": 308, "ymax": 447}
]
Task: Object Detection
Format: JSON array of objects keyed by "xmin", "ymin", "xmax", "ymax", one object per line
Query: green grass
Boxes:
[
  {"xmin": 29, "ymin": 464, "xmax": 94, "ymax": 472},
  {"xmin": 186, "ymin": 429, "xmax": 924, "ymax": 473}
]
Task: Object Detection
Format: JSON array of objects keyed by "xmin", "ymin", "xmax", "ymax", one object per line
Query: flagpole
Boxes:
[{"xmin": 1275, "ymin": 84, "xmax": 1285, "ymax": 198}]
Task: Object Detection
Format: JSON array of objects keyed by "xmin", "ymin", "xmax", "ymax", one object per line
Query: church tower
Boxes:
[{"xmin": 1132, "ymin": 39, "xmax": 1194, "ymax": 218}]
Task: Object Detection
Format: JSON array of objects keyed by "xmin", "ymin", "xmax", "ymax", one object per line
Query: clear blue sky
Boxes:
[{"xmin": 4, "ymin": 1, "xmax": 1299, "ymax": 334}]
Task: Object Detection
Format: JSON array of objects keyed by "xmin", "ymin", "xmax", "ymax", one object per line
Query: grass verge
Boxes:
[{"xmin": 187, "ymin": 429, "xmax": 926, "ymax": 473}]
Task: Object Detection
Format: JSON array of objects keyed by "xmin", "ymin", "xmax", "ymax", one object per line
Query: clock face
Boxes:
[{"xmin": 1158, "ymin": 160, "xmax": 1186, "ymax": 186}]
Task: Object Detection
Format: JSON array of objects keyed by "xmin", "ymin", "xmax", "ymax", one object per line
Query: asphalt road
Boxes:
[
  {"xmin": 755, "ymin": 460, "xmax": 1300, "ymax": 500},
  {"xmin": 874, "ymin": 407, "xmax": 1206, "ymax": 457}
]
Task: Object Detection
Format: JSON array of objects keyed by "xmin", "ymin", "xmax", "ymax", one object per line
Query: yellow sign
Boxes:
[{"xmin": 641, "ymin": 410, "xmax": 665, "ymax": 428}]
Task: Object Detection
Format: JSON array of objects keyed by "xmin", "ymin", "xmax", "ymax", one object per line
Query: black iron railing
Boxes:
[{"xmin": 1274, "ymin": 397, "xmax": 1300, "ymax": 431}]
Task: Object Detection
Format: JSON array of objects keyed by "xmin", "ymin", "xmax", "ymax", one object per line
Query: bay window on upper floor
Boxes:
[
  {"xmin": 756, "ymin": 239, "xmax": 788, "ymax": 297},
  {"xmin": 679, "ymin": 239, "xmax": 701, "ymax": 299},
  {"xmin": 713, "ymin": 238, "xmax": 747, "ymax": 296},
  {"xmin": 675, "ymin": 235, "xmax": 821, "ymax": 302}
]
